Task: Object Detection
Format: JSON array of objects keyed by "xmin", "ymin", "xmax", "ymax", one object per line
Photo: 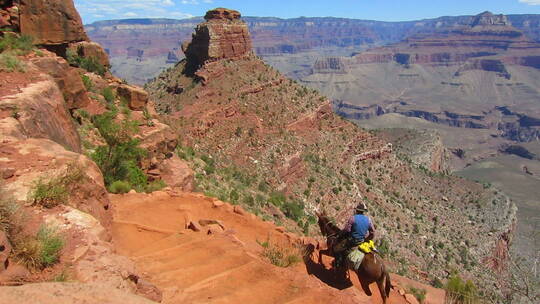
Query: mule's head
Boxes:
[{"xmin": 315, "ymin": 210, "xmax": 336, "ymax": 237}]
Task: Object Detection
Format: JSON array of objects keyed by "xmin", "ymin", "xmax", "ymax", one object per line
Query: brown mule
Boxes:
[{"xmin": 316, "ymin": 211, "xmax": 392, "ymax": 304}]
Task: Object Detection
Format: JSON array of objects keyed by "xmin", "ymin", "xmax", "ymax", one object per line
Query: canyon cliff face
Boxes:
[
  {"xmin": 303, "ymin": 12, "xmax": 540, "ymax": 147},
  {"xmin": 350, "ymin": 11, "xmax": 540, "ymax": 68}
]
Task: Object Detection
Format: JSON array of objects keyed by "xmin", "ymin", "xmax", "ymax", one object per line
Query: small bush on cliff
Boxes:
[
  {"xmin": 407, "ymin": 286, "xmax": 427, "ymax": 304},
  {"xmin": 66, "ymin": 49, "xmax": 106, "ymax": 76},
  {"xmin": 0, "ymin": 34, "xmax": 34, "ymax": 55},
  {"xmin": 0, "ymin": 187, "xmax": 23, "ymax": 237},
  {"xmin": 14, "ymin": 225, "xmax": 64, "ymax": 270},
  {"xmin": 30, "ymin": 163, "xmax": 85, "ymax": 208},
  {"xmin": 108, "ymin": 180, "xmax": 131, "ymax": 194},
  {"xmin": 91, "ymin": 111, "xmax": 148, "ymax": 191},
  {"xmin": 258, "ymin": 238, "xmax": 302, "ymax": 268},
  {"xmin": 102, "ymin": 87, "xmax": 115, "ymax": 103},
  {"xmin": 0, "ymin": 53, "xmax": 25, "ymax": 72},
  {"xmin": 445, "ymin": 274, "xmax": 480, "ymax": 304}
]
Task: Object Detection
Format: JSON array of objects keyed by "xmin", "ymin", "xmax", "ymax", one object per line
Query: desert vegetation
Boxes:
[{"xmin": 0, "ymin": 34, "xmax": 34, "ymax": 72}]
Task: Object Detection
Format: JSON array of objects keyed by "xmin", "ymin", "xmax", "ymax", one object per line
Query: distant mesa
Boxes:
[
  {"xmin": 471, "ymin": 11, "xmax": 510, "ymax": 27},
  {"xmin": 182, "ymin": 8, "xmax": 252, "ymax": 72},
  {"xmin": 343, "ymin": 11, "xmax": 540, "ymax": 72}
]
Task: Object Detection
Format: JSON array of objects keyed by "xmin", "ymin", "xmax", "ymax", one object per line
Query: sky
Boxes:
[{"xmin": 75, "ymin": 0, "xmax": 540, "ymax": 24}]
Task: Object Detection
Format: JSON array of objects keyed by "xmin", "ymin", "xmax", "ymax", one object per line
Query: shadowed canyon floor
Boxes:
[{"xmin": 110, "ymin": 191, "xmax": 437, "ymax": 304}]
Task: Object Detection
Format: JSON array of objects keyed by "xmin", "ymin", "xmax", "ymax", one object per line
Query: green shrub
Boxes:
[
  {"xmin": 281, "ymin": 201, "xmax": 304, "ymax": 221},
  {"xmin": 145, "ymin": 180, "xmax": 167, "ymax": 193},
  {"xmin": 30, "ymin": 163, "xmax": 85, "ymax": 208},
  {"xmin": 81, "ymin": 74, "xmax": 93, "ymax": 91},
  {"xmin": 0, "ymin": 188, "xmax": 21, "ymax": 236},
  {"xmin": 445, "ymin": 274, "xmax": 480, "ymax": 304},
  {"xmin": 0, "ymin": 53, "xmax": 25, "ymax": 72},
  {"xmin": 407, "ymin": 286, "xmax": 427, "ymax": 303},
  {"xmin": 67, "ymin": 48, "xmax": 106, "ymax": 76},
  {"xmin": 101, "ymin": 87, "xmax": 116, "ymax": 103},
  {"xmin": 108, "ymin": 180, "xmax": 131, "ymax": 194},
  {"xmin": 37, "ymin": 226, "xmax": 64, "ymax": 268},
  {"xmin": 14, "ymin": 225, "xmax": 64, "ymax": 270},
  {"xmin": 91, "ymin": 111, "xmax": 148, "ymax": 191},
  {"xmin": 0, "ymin": 34, "xmax": 34, "ymax": 54}
]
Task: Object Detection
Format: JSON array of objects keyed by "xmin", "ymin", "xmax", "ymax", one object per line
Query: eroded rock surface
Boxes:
[
  {"xmin": 183, "ymin": 8, "xmax": 252, "ymax": 70},
  {"xmin": 18, "ymin": 0, "xmax": 88, "ymax": 45},
  {"xmin": 0, "ymin": 282, "xmax": 156, "ymax": 304}
]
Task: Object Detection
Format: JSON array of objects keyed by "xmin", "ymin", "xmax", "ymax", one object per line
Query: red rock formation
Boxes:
[
  {"xmin": 183, "ymin": 8, "xmax": 252, "ymax": 70},
  {"xmin": 117, "ymin": 84, "xmax": 149, "ymax": 111},
  {"xmin": 68, "ymin": 41, "xmax": 111, "ymax": 67},
  {"xmin": 18, "ymin": 0, "xmax": 88, "ymax": 45},
  {"xmin": 351, "ymin": 11, "xmax": 540, "ymax": 70}
]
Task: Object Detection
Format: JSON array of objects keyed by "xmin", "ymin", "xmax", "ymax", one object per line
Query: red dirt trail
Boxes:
[{"xmin": 110, "ymin": 191, "xmax": 425, "ymax": 304}]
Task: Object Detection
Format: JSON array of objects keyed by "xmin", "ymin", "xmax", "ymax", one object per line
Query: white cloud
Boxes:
[
  {"xmin": 519, "ymin": 0, "xmax": 540, "ymax": 5},
  {"xmin": 75, "ymin": 0, "xmax": 198, "ymax": 22}
]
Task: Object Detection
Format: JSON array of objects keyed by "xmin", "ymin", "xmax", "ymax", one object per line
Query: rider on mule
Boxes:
[{"xmin": 334, "ymin": 202, "xmax": 375, "ymax": 268}]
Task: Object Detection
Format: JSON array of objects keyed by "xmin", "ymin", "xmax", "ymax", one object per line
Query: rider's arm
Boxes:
[
  {"xmin": 343, "ymin": 216, "xmax": 354, "ymax": 232},
  {"xmin": 366, "ymin": 217, "xmax": 375, "ymax": 240}
]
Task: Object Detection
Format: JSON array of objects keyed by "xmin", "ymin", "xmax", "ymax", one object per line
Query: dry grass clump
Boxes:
[
  {"xmin": 30, "ymin": 162, "xmax": 85, "ymax": 208},
  {"xmin": 257, "ymin": 237, "xmax": 303, "ymax": 268},
  {"xmin": 13, "ymin": 225, "xmax": 64, "ymax": 270}
]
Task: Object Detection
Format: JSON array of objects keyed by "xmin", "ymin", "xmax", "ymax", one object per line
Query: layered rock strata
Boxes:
[
  {"xmin": 350, "ymin": 11, "xmax": 540, "ymax": 70},
  {"xmin": 182, "ymin": 8, "xmax": 252, "ymax": 71}
]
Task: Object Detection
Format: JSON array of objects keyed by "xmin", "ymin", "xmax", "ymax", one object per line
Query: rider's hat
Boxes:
[{"xmin": 355, "ymin": 202, "xmax": 368, "ymax": 213}]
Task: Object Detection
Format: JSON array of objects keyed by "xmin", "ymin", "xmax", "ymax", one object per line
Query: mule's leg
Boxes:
[
  {"xmin": 376, "ymin": 276, "xmax": 387, "ymax": 304},
  {"xmin": 318, "ymin": 249, "xmax": 331, "ymax": 265},
  {"xmin": 358, "ymin": 276, "xmax": 372, "ymax": 296}
]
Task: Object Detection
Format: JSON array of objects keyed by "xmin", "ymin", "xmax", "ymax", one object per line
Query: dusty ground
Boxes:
[{"xmin": 110, "ymin": 191, "xmax": 444, "ymax": 304}]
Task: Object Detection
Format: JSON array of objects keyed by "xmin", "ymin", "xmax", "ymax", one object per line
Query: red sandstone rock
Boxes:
[
  {"xmin": 188, "ymin": 221, "xmax": 202, "ymax": 232},
  {"xmin": 19, "ymin": 0, "xmax": 88, "ymax": 45},
  {"xmin": 233, "ymin": 205, "xmax": 247, "ymax": 216},
  {"xmin": 183, "ymin": 8, "xmax": 252, "ymax": 69},
  {"xmin": 135, "ymin": 278, "xmax": 163, "ymax": 303},
  {"xmin": 207, "ymin": 224, "xmax": 225, "ymax": 234},
  {"xmin": 68, "ymin": 41, "xmax": 111, "ymax": 68},
  {"xmin": 0, "ymin": 264, "xmax": 30, "ymax": 283},
  {"xmin": 31, "ymin": 54, "xmax": 91, "ymax": 110},
  {"xmin": 0, "ymin": 282, "xmax": 155, "ymax": 304},
  {"xmin": 117, "ymin": 84, "xmax": 149, "ymax": 111},
  {"xmin": 157, "ymin": 155, "xmax": 194, "ymax": 192},
  {"xmin": 1, "ymin": 78, "xmax": 82, "ymax": 152},
  {"xmin": 204, "ymin": 8, "xmax": 241, "ymax": 21},
  {"xmin": 0, "ymin": 231, "xmax": 11, "ymax": 272},
  {"xmin": 0, "ymin": 139, "xmax": 111, "ymax": 228}
]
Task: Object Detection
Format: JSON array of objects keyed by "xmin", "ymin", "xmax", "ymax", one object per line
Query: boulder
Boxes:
[
  {"xmin": 18, "ymin": 0, "xmax": 88, "ymax": 45},
  {"xmin": 0, "ymin": 282, "xmax": 155, "ymax": 304},
  {"xmin": 183, "ymin": 8, "xmax": 252, "ymax": 69},
  {"xmin": 0, "ymin": 264, "xmax": 30, "ymax": 283},
  {"xmin": 0, "ymin": 78, "xmax": 81, "ymax": 152},
  {"xmin": 207, "ymin": 224, "xmax": 224, "ymax": 235},
  {"xmin": 30, "ymin": 55, "xmax": 90, "ymax": 110},
  {"xmin": 117, "ymin": 85, "xmax": 149, "ymax": 111},
  {"xmin": 138, "ymin": 121, "xmax": 178, "ymax": 164},
  {"xmin": 157, "ymin": 155, "xmax": 194, "ymax": 192},
  {"xmin": 0, "ymin": 138, "xmax": 111, "ymax": 228},
  {"xmin": 405, "ymin": 293, "xmax": 420, "ymax": 304},
  {"xmin": 68, "ymin": 41, "xmax": 111, "ymax": 68},
  {"xmin": 0, "ymin": 231, "xmax": 11, "ymax": 272}
]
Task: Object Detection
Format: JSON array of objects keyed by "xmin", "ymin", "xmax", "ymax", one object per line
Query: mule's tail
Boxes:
[{"xmin": 384, "ymin": 271, "xmax": 391, "ymax": 297}]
